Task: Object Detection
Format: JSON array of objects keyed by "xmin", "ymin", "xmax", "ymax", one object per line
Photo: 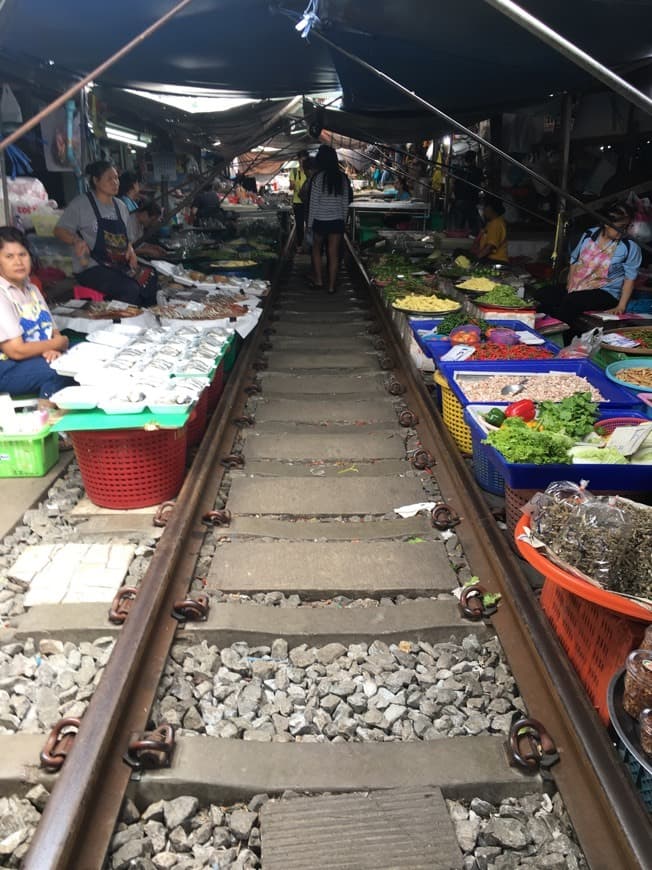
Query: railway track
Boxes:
[{"xmin": 0, "ymin": 244, "xmax": 649, "ymax": 869}]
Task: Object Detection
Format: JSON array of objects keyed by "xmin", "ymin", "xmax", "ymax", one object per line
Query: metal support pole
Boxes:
[
  {"xmin": 481, "ymin": 0, "xmax": 652, "ymax": 118},
  {"xmin": 307, "ymin": 29, "xmax": 652, "ymax": 255},
  {"xmin": 0, "ymin": 147, "xmax": 10, "ymax": 225},
  {"xmin": 0, "ymin": 0, "xmax": 196, "ymax": 154},
  {"xmin": 552, "ymin": 93, "xmax": 573, "ymax": 278}
]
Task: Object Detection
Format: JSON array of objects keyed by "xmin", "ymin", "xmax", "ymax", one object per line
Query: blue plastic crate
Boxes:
[
  {"xmin": 464, "ymin": 404, "xmax": 651, "ymax": 490},
  {"xmin": 470, "ymin": 426, "xmax": 505, "ymax": 495},
  {"xmin": 409, "ymin": 318, "xmax": 560, "ymax": 361},
  {"xmin": 441, "ymin": 359, "xmax": 643, "ymax": 410}
]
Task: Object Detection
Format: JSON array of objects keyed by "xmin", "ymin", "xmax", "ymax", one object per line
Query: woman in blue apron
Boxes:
[
  {"xmin": 0, "ymin": 227, "xmax": 73, "ymax": 398},
  {"xmin": 55, "ymin": 161, "xmax": 157, "ymax": 307}
]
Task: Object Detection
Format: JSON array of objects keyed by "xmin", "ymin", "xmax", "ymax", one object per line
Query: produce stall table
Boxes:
[{"xmin": 349, "ymin": 199, "xmax": 431, "ymax": 241}]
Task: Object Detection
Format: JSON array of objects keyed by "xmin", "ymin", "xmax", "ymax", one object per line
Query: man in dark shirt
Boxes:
[
  {"xmin": 191, "ymin": 184, "xmax": 223, "ymax": 224},
  {"xmin": 451, "ymin": 151, "xmax": 482, "ymax": 234}
]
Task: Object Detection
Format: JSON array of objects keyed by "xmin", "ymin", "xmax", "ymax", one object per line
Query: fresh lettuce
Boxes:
[
  {"xmin": 569, "ymin": 445, "xmax": 628, "ymax": 464},
  {"xmin": 484, "ymin": 418, "xmax": 572, "ymax": 464}
]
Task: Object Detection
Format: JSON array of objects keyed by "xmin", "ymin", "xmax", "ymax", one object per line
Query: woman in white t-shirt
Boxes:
[{"xmin": 0, "ymin": 227, "xmax": 72, "ymax": 398}]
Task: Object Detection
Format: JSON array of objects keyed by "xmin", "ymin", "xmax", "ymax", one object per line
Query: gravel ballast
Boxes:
[
  {"xmin": 0, "ymin": 789, "xmax": 588, "ymax": 870},
  {"xmin": 151, "ymin": 635, "xmax": 524, "ymax": 742}
]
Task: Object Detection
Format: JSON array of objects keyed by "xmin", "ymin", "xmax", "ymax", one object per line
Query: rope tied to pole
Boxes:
[{"xmin": 295, "ymin": 0, "xmax": 320, "ymax": 39}]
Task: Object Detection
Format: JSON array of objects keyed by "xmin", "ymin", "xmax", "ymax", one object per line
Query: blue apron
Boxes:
[{"xmin": 87, "ymin": 193, "xmax": 130, "ymax": 271}]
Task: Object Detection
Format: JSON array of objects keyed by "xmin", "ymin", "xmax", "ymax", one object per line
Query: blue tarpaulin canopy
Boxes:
[{"xmin": 1, "ymin": 0, "xmax": 650, "ymax": 116}]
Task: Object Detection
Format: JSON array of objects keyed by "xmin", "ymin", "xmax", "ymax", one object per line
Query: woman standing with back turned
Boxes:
[{"xmin": 307, "ymin": 145, "xmax": 352, "ymax": 294}]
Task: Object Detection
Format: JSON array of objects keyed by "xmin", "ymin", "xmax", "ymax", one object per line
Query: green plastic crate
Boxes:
[
  {"xmin": 223, "ymin": 334, "xmax": 242, "ymax": 374},
  {"xmin": 591, "ymin": 348, "xmax": 628, "ymax": 370},
  {"xmin": 0, "ymin": 428, "xmax": 59, "ymax": 477}
]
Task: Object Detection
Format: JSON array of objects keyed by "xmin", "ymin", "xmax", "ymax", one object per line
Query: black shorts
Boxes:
[{"xmin": 312, "ymin": 219, "xmax": 345, "ymax": 236}]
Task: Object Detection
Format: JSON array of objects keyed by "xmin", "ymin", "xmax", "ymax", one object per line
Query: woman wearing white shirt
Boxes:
[{"xmin": 0, "ymin": 227, "xmax": 72, "ymax": 398}]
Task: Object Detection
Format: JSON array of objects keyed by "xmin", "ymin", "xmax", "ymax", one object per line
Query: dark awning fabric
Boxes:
[
  {"xmin": 304, "ymin": 100, "xmax": 453, "ymax": 146},
  {"xmin": 1, "ymin": 0, "xmax": 650, "ymax": 117}
]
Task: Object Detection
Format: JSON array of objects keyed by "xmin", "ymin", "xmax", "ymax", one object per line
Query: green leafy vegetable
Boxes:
[
  {"xmin": 437, "ymin": 312, "xmax": 488, "ymax": 335},
  {"xmin": 479, "ymin": 284, "xmax": 529, "ymax": 307},
  {"xmin": 537, "ymin": 391, "xmax": 598, "ymax": 440},
  {"xmin": 569, "ymin": 445, "xmax": 628, "ymax": 464},
  {"xmin": 484, "ymin": 417, "xmax": 572, "ymax": 464}
]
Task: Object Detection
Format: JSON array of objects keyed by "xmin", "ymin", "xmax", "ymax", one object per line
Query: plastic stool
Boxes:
[{"xmin": 74, "ymin": 285, "xmax": 106, "ymax": 302}]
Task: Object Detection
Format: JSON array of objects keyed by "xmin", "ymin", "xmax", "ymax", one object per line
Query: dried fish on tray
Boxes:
[
  {"xmin": 87, "ymin": 303, "xmax": 144, "ymax": 319},
  {"xmin": 152, "ymin": 300, "xmax": 249, "ymax": 320}
]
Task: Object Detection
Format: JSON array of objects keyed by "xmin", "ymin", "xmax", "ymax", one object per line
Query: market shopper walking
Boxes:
[
  {"xmin": 289, "ymin": 150, "xmax": 309, "ymax": 249},
  {"xmin": 0, "ymin": 227, "xmax": 73, "ymax": 398},
  {"xmin": 307, "ymin": 145, "xmax": 352, "ymax": 294},
  {"xmin": 55, "ymin": 161, "xmax": 157, "ymax": 307},
  {"xmin": 530, "ymin": 203, "xmax": 642, "ymax": 341}
]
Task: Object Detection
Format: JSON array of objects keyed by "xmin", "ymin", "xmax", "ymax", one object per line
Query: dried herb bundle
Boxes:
[{"xmin": 532, "ymin": 495, "xmax": 652, "ymax": 600}]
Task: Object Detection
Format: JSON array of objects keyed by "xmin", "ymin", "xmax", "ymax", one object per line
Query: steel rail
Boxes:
[
  {"xmin": 23, "ymin": 253, "xmax": 290, "ymax": 869},
  {"xmin": 345, "ymin": 238, "xmax": 652, "ymax": 870}
]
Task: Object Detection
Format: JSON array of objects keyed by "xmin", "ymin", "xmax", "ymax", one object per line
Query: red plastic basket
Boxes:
[
  {"xmin": 540, "ymin": 580, "xmax": 645, "ymax": 724},
  {"xmin": 71, "ymin": 427, "xmax": 186, "ymax": 509},
  {"xmin": 594, "ymin": 417, "xmax": 648, "ymax": 435},
  {"xmin": 186, "ymin": 389, "xmax": 208, "ymax": 448},
  {"xmin": 504, "ymin": 486, "xmax": 539, "ymax": 538},
  {"xmin": 205, "ymin": 362, "xmax": 225, "ymax": 415}
]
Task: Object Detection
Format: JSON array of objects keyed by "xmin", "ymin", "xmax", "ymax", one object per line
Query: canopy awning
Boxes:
[{"xmin": 1, "ymin": 1, "xmax": 650, "ymax": 118}]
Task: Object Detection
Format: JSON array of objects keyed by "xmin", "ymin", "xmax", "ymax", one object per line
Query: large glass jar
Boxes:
[{"xmin": 623, "ymin": 650, "xmax": 652, "ymax": 719}]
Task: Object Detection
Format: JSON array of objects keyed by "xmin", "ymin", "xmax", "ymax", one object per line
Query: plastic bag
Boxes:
[
  {"xmin": 525, "ymin": 481, "xmax": 652, "ymax": 600},
  {"xmin": 0, "ymin": 176, "xmax": 52, "ymax": 230},
  {"xmin": 627, "ymin": 191, "xmax": 652, "ymax": 245},
  {"xmin": 556, "ymin": 326, "xmax": 603, "ymax": 359},
  {"xmin": 0, "ymin": 85, "xmax": 22, "ymax": 128}
]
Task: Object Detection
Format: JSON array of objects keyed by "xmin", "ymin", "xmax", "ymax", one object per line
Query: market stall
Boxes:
[{"xmin": 349, "ymin": 199, "xmax": 431, "ymax": 241}]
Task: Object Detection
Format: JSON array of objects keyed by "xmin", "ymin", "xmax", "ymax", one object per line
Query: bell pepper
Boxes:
[
  {"xmin": 484, "ymin": 408, "xmax": 506, "ymax": 427},
  {"xmin": 504, "ymin": 399, "xmax": 536, "ymax": 422}
]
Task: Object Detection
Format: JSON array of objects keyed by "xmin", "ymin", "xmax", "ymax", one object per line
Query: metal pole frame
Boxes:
[
  {"xmin": 552, "ymin": 93, "xmax": 573, "ymax": 278},
  {"xmin": 481, "ymin": 0, "xmax": 652, "ymax": 118},
  {"xmin": 0, "ymin": 0, "xmax": 196, "ymax": 154},
  {"xmin": 307, "ymin": 28, "xmax": 652, "ymax": 256}
]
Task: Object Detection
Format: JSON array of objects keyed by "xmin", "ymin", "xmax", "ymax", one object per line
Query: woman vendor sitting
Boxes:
[
  {"xmin": 55, "ymin": 161, "xmax": 157, "ymax": 307},
  {"xmin": 533, "ymin": 202, "xmax": 642, "ymax": 339},
  {"xmin": 473, "ymin": 197, "xmax": 508, "ymax": 263},
  {"xmin": 0, "ymin": 227, "xmax": 73, "ymax": 398}
]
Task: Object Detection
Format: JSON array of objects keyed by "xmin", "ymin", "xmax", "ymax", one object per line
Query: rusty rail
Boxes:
[
  {"xmin": 25, "ymin": 234, "xmax": 650, "ymax": 868},
  {"xmin": 346, "ymin": 238, "xmax": 651, "ymax": 870}
]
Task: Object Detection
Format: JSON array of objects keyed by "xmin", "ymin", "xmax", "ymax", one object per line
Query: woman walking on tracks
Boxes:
[{"xmin": 308, "ymin": 145, "xmax": 352, "ymax": 294}]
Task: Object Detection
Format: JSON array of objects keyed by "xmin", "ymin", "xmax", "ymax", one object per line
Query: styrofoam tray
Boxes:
[
  {"xmin": 49, "ymin": 387, "xmax": 98, "ymax": 410},
  {"xmin": 98, "ymin": 399, "xmax": 147, "ymax": 415}
]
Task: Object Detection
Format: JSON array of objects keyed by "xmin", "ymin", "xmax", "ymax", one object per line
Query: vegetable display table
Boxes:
[{"xmin": 349, "ymin": 199, "xmax": 431, "ymax": 241}]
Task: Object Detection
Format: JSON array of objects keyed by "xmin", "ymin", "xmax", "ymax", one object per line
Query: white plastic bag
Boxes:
[
  {"xmin": 627, "ymin": 191, "xmax": 652, "ymax": 245},
  {"xmin": 0, "ymin": 85, "xmax": 22, "ymax": 128},
  {"xmin": 0, "ymin": 177, "xmax": 51, "ymax": 230}
]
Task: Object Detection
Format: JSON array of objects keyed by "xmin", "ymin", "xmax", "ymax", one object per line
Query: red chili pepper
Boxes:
[
  {"xmin": 505, "ymin": 399, "xmax": 537, "ymax": 422},
  {"xmin": 473, "ymin": 343, "xmax": 554, "ymax": 361}
]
